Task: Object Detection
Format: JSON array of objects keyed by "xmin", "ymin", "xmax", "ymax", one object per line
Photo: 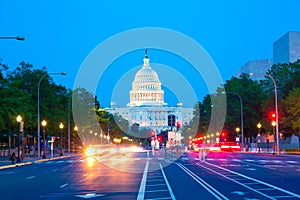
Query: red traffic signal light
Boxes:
[
  {"xmin": 157, "ymin": 135, "xmax": 163, "ymax": 142},
  {"xmin": 176, "ymin": 121, "xmax": 181, "ymax": 129},
  {"xmin": 221, "ymin": 131, "xmax": 226, "ymax": 137},
  {"xmin": 268, "ymin": 111, "xmax": 277, "ymax": 120}
]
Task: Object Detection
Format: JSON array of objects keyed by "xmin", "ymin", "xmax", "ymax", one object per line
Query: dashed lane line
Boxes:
[
  {"xmin": 26, "ymin": 176, "xmax": 35, "ymax": 180},
  {"xmin": 60, "ymin": 183, "xmax": 68, "ymax": 188}
]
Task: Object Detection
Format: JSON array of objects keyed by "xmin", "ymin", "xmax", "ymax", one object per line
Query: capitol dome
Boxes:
[{"xmin": 128, "ymin": 50, "xmax": 167, "ymax": 107}]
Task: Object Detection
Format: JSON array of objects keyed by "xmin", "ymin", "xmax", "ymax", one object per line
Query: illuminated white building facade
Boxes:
[{"xmin": 106, "ymin": 50, "xmax": 194, "ymax": 133}]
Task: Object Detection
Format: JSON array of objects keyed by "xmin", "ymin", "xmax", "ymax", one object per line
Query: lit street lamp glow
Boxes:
[
  {"xmin": 257, "ymin": 122, "xmax": 262, "ymax": 152},
  {"xmin": 41, "ymin": 120, "xmax": 47, "ymax": 159},
  {"xmin": 59, "ymin": 122, "xmax": 64, "ymax": 156},
  {"xmin": 16, "ymin": 115, "xmax": 22, "ymax": 163}
]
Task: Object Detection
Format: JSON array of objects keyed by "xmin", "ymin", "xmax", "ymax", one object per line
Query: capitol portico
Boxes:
[{"xmin": 106, "ymin": 50, "xmax": 194, "ymax": 133}]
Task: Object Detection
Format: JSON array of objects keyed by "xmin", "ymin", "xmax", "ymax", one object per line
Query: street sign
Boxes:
[{"xmin": 168, "ymin": 131, "xmax": 175, "ymax": 140}]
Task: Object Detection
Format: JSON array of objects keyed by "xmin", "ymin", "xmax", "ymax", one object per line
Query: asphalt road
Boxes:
[{"xmin": 0, "ymin": 149, "xmax": 299, "ymax": 200}]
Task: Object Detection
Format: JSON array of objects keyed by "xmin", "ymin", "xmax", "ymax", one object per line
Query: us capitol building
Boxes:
[{"xmin": 105, "ymin": 50, "xmax": 194, "ymax": 133}]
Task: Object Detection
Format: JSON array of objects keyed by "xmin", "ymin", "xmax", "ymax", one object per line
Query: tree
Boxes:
[
  {"xmin": 224, "ymin": 74, "xmax": 264, "ymax": 140},
  {"xmin": 282, "ymin": 87, "xmax": 300, "ymax": 138}
]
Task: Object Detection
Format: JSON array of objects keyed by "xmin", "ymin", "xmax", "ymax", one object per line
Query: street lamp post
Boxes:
[
  {"xmin": 250, "ymin": 73, "xmax": 279, "ymax": 155},
  {"xmin": 16, "ymin": 115, "xmax": 22, "ymax": 163},
  {"xmin": 265, "ymin": 74, "xmax": 280, "ymax": 155},
  {"xmin": 67, "ymin": 94, "xmax": 72, "ymax": 153},
  {"xmin": 37, "ymin": 72, "xmax": 66, "ymax": 157},
  {"xmin": 74, "ymin": 125, "xmax": 78, "ymax": 153},
  {"xmin": 272, "ymin": 121, "xmax": 276, "ymax": 152},
  {"xmin": 100, "ymin": 130, "xmax": 103, "ymax": 144},
  {"xmin": 224, "ymin": 92, "xmax": 244, "ymax": 151},
  {"xmin": 257, "ymin": 122, "xmax": 262, "ymax": 153},
  {"xmin": 235, "ymin": 127, "xmax": 240, "ymax": 143},
  {"xmin": 107, "ymin": 121, "xmax": 110, "ymax": 144},
  {"xmin": 59, "ymin": 122, "xmax": 64, "ymax": 156},
  {"xmin": 41, "ymin": 120, "xmax": 47, "ymax": 159}
]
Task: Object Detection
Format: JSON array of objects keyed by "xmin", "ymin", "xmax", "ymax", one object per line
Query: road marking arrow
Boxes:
[{"xmin": 75, "ymin": 193, "xmax": 105, "ymax": 199}]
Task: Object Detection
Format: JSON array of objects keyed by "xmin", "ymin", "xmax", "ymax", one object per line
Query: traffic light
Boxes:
[
  {"xmin": 168, "ymin": 115, "xmax": 176, "ymax": 127},
  {"xmin": 157, "ymin": 135, "xmax": 163, "ymax": 142},
  {"xmin": 268, "ymin": 111, "xmax": 276, "ymax": 120},
  {"xmin": 221, "ymin": 131, "xmax": 226, "ymax": 137},
  {"xmin": 176, "ymin": 121, "xmax": 181, "ymax": 129}
]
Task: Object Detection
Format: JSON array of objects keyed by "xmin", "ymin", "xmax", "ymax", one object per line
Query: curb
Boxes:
[{"xmin": 0, "ymin": 155, "xmax": 74, "ymax": 170}]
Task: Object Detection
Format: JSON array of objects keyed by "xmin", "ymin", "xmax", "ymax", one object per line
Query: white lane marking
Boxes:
[
  {"xmin": 26, "ymin": 176, "xmax": 35, "ymax": 179},
  {"xmin": 147, "ymin": 183, "xmax": 167, "ymax": 187},
  {"xmin": 136, "ymin": 159, "xmax": 149, "ymax": 200},
  {"xmin": 286, "ymin": 161, "xmax": 297, "ymax": 164},
  {"xmin": 198, "ymin": 162, "xmax": 300, "ymax": 199},
  {"xmin": 160, "ymin": 163, "xmax": 176, "ymax": 200},
  {"xmin": 246, "ymin": 168, "xmax": 257, "ymax": 171},
  {"xmin": 177, "ymin": 163, "xmax": 229, "ymax": 200},
  {"xmin": 258, "ymin": 160, "xmax": 269, "ymax": 163},
  {"xmin": 60, "ymin": 183, "xmax": 68, "ymax": 188},
  {"xmin": 97, "ymin": 167, "xmax": 101, "ymax": 170},
  {"xmin": 82, "ymin": 174, "xmax": 88, "ymax": 177},
  {"xmin": 52, "ymin": 169, "xmax": 58, "ymax": 172},
  {"xmin": 6, "ymin": 172, "xmax": 15, "ymax": 175}
]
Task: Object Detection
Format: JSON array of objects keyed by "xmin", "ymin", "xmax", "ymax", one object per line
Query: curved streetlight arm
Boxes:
[
  {"xmin": 37, "ymin": 72, "xmax": 66, "ymax": 157},
  {"xmin": 224, "ymin": 92, "xmax": 244, "ymax": 150},
  {"xmin": 250, "ymin": 72, "xmax": 279, "ymax": 155},
  {"xmin": 0, "ymin": 35, "xmax": 25, "ymax": 41},
  {"xmin": 265, "ymin": 74, "xmax": 279, "ymax": 155}
]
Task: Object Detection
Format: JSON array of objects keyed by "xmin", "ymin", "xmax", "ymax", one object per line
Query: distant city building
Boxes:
[
  {"xmin": 105, "ymin": 50, "xmax": 194, "ymax": 133},
  {"xmin": 238, "ymin": 31, "xmax": 300, "ymax": 79},
  {"xmin": 237, "ymin": 59, "xmax": 273, "ymax": 80},
  {"xmin": 273, "ymin": 31, "xmax": 300, "ymax": 64}
]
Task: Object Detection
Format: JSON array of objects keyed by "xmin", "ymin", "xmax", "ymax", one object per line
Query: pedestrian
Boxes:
[{"xmin": 10, "ymin": 152, "xmax": 16, "ymax": 164}]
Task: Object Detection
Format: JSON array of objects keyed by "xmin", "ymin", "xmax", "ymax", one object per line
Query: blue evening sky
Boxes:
[{"xmin": 1, "ymin": 0, "xmax": 300, "ymax": 107}]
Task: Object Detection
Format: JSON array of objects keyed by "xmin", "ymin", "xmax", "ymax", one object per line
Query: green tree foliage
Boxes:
[
  {"xmin": 223, "ymin": 74, "xmax": 264, "ymax": 140},
  {"xmin": 0, "ymin": 62, "xmax": 70, "ymax": 140},
  {"xmin": 282, "ymin": 87, "xmax": 300, "ymax": 137},
  {"xmin": 262, "ymin": 60, "xmax": 300, "ymax": 136}
]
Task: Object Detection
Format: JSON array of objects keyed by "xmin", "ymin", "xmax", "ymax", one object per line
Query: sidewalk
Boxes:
[{"xmin": 0, "ymin": 153, "xmax": 74, "ymax": 169}]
